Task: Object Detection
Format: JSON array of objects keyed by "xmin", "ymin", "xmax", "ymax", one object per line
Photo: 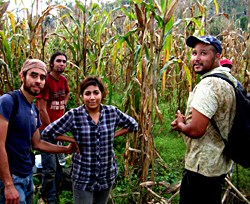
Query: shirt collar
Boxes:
[
  {"xmin": 82, "ymin": 103, "xmax": 104, "ymax": 114},
  {"xmin": 201, "ymin": 67, "xmax": 237, "ymax": 87}
]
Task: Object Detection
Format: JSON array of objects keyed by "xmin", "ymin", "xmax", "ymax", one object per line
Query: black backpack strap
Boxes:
[
  {"xmin": 6, "ymin": 90, "xmax": 19, "ymax": 121},
  {"xmin": 202, "ymin": 73, "xmax": 235, "ymax": 88}
]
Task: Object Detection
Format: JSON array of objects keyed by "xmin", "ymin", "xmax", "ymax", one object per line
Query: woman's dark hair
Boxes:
[
  {"xmin": 80, "ymin": 76, "xmax": 104, "ymax": 99},
  {"xmin": 49, "ymin": 52, "xmax": 67, "ymax": 70}
]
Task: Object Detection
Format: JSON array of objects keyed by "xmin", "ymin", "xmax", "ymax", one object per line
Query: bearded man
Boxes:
[
  {"xmin": 0, "ymin": 59, "xmax": 76, "ymax": 204},
  {"xmin": 171, "ymin": 35, "xmax": 237, "ymax": 204},
  {"xmin": 36, "ymin": 52, "xmax": 70, "ymax": 204}
]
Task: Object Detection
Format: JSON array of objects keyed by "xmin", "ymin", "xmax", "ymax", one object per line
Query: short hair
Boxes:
[
  {"xmin": 209, "ymin": 45, "xmax": 219, "ymax": 56},
  {"xmin": 80, "ymin": 76, "xmax": 104, "ymax": 98},
  {"xmin": 49, "ymin": 52, "xmax": 67, "ymax": 70},
  {"xmin": 23, "ymin": 70, "xmax": 27, "ymax": 77}
]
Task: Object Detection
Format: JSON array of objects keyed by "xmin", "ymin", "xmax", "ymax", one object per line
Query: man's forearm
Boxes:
[
  {"xmin": 37, "ymin": 99, "xmax": 51, "ymax": 127},
  {"xmin": 55, "ymin": 135, "xmax": 76, "ymax": 143},
  {"xmin": 39, "ymin": 109, "xmax": 51, "ymax": 127},
  {"xmin": 0, "ymin": 148, "xmax": 14, "ymax": 187},
  {"xmin": 64, "ymin": 93, "xmax": 70, "ymax": 107},
  {"xmin": 33, "ymin": 139, "xmax": 68, "ymax": 153}
]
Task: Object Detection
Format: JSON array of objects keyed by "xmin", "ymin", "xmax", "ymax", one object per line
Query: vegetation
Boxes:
[{"xmin": 0, "ymin": 0, "xmax": 249, "ymax": 203}]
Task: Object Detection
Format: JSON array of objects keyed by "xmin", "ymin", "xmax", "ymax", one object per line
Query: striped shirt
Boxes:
[{"xmin": 42, "ymin": 104, "xmax": 138, "ymax": 191}]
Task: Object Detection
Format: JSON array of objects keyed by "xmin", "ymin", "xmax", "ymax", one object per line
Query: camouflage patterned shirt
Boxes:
[{"xmin": 183, "ymin": 67, "xmax": 237, "ymax": 177}]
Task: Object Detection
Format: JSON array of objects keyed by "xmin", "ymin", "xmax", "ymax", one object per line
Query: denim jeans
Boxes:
[
  {"xmin": 0, "ymin": 173, "xmax": 33, "ymax": 204},
  {"xmin": 40, "ymin": 129, "xmax": 63, "ymax": 204},
  {"xmin": 73, "ymin": 185, "xmax": 112, "ymax": 204}
]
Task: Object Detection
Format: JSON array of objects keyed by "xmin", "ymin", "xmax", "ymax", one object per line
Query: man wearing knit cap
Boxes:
[
  {"xmin": 0, "ymin": 59, "xmax": 78, "ymax": 204},
  {"xmin": 171, "ymin": 35, "xmax": 237, "ymax": 204}
]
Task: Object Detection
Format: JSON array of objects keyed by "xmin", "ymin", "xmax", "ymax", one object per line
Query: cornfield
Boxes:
[{"xmin": 0, "ymin": 0, "xmax": 249, "ymax": 203}]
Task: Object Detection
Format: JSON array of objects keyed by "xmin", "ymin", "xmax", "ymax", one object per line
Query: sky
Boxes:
[
  {"xmin": 8, "ymin": 0, "xmax": 50, "ymax": 13},
  {"xmin": 7, "ymin": 0, "xmax": 111, "ymax": 15}
]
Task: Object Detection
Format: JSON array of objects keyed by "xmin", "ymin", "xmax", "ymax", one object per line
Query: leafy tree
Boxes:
[{"xmin": 240, "ymin": 16, "xmax": 248, "ymax": 31}]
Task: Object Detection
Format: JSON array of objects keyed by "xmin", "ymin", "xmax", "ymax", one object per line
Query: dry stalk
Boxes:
[
  {"xmin": 161, "ymin": 181, "xmax": 181, "ymax": 195},
  {"xmin": 222, "ymin": 174, "xmax": 233, "ymax": 203},
  {"xmin": 158, "ymin": 181, "xmax": 170, "ymax": 189},
  {"xmin": 111, "ymin": 192, "xmax": 140, "ymax": 198},
  {"xmin": 140, "ymin": 180, "xmax": 182, "ymax": 203},
  {"xmin": 143, "ymin": 186, "xmax": 169, "ymax": 203},
  {"xmin": 129, "ymin": 147, "xmax": 141, "ymax": 153},
  {"xmin": 225, "ymin": 177, "xmax": 250, "ymax": 204},
  {"xmin": 222, "ymin": 185, "xmax": 232, "ymax": 204}
]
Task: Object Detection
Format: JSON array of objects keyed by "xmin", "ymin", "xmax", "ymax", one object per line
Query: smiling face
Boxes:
[
  {"xmin": 82, "ymin": 85, "xmax": 103, "ymax": 112},
  {"xmin": 22, "ymin": 68, "xmax": 46, "ymax": 96},
  {"xmin": 191, "ymin": 42, "xmax": 220, "ymax": 75}
]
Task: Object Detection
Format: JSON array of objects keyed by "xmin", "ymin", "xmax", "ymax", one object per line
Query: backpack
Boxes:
[
  {"xmin": 5, "ymin": 90, "xmax": 36, "ymax": 166},
  {"xmin": 203, "ymin": 73, "xmax": 250, "ymax": 168},
  {"xmin": 6, "ymin": 90, "xmax": 19, "ymax": 122}
]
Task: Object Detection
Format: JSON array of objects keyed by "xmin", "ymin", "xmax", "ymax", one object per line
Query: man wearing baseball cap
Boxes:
[
  {"xmin": 171, "ymin": 35, "xmax": 237, "ymax": 204},
  {"xmin": 0, "ymin": 59, "xmax": 78, "ymax": 204},
  {"xmin": 220, "ymin": 58, "xmax": 243, "ymax": 88},
  {"xmin": 220, "ymin": 59, "xmax": 233, "ymax": 69}
]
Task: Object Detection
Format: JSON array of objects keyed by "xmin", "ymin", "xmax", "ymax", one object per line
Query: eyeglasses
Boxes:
[{"xmin": 56, "ymin": 59, "xmax": 67, "ymax": 63}]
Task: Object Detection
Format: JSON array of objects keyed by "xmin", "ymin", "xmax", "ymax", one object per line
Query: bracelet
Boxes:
[{"xmin": 64, "ymin": 104, "xmax": 67, "ymax": 108}]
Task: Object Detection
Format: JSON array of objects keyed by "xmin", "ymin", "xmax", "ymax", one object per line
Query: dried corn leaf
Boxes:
[
  {"xmin": 163, "ymin": 0, "xmax": 179, "ymax": 25},
  {"xmin": 135, "ymin": 4, "xmax": 144, "ymax": 29},
  {"xmin": 7, "ymin": 11, "xmax": 15, "ymax": 34},
  {"xmin": 140, "ymin": 181, "xmax": 157, "ymax": 187},
  {"xmin": 0, "ymin": 1, "xmax": 10, "ymax": 19},
  {"xmin": 161, "ymin": 181, "xmax": 181, "ymax": 195}
]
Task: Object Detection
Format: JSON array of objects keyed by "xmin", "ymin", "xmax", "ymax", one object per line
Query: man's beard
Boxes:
[
  {"xmin": 23, "ymin": 80, "xmax": 41, "ymax": 96},
  {"xmin": 194, "ymin": 67, "xmax": 209, "ymax": 75},
  {"xmin": 56, "ymin": 69, "xmax": 64, "ymax": 74}
]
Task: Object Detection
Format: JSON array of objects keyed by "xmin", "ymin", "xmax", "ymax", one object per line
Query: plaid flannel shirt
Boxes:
[{"xmin": 42, "ymin": 104, "xmax": 138, "ymax": 191}]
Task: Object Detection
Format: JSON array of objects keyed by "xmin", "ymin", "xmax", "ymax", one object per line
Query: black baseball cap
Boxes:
[{"xmin": 186, "ymin": 35, "xmax": 222, "ymax": 54}]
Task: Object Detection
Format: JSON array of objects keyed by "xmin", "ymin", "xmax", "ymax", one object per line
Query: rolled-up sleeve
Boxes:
[
  {"xmin": 115, "ymin": 108, "xmax": 138, "ymax": 133},
  {"xmin": 42, "ymin": 110, "xmax": 74, "ymax": 141}
]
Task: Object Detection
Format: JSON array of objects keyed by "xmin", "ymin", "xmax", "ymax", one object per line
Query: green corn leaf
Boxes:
[
  {"xmin": 102, "ymin": 77, "xmax": 113, "ymax": 105},
  {"xmin": 0, "ymin": 31, "xmax": 11, "ymax": 67},
  {"xmin": 75, "ymin": 0, "xmax": 86, "ymax": 13}
]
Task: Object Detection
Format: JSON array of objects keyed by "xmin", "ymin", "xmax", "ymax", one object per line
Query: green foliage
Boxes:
[
  {"xmin": 153, "ymin": 101, "xmax": 186, "ymax": 184},
  {"xmin": 239, "ymin": 16, "xmax": 248, "ymax": 31},
  {"xmin": 232, "ymin": 164, "xmax": 250, "ymax": 194},
  {"xmin": 66, "ymin": 93, "xmax": 76, "ymax": 109},
  {"xmin": 208, "ymin": 19, "xmax": 223, "ymax": 36},
  {"xmin": 33, "ymin": 188, "xmax": 40, "ymax": 204},
  {"xmin": 33, "ymin": 177, "xmax": 41, "ymax": 186},
  {"xmin": 58, "ymin": 190, "xmax": 73, "ymax": 204},
  {"xmin": 111, "ymin": 154, "xmax": 140, "ymax": 203},
  {"xmin": 155, "ymin": 135, "xmax": 186, "ymax": 178}
]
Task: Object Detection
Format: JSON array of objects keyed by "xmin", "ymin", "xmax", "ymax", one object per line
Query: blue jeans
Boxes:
[
  {"xmin": 0, "ymin": 173, "xmax": 33, "ymax": 204},
  {"xmin": 40, "ymin": 130, "xmax": 63, "ymax": 204},
  {"xmin": 73, "ymin": 185, "xmax": 112, "ymax": 204}
]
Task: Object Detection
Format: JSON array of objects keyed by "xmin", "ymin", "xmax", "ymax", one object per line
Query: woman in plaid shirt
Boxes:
[{"xmin": 42, "ymin": 76, "xmax": 138, "ymax": 204}]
